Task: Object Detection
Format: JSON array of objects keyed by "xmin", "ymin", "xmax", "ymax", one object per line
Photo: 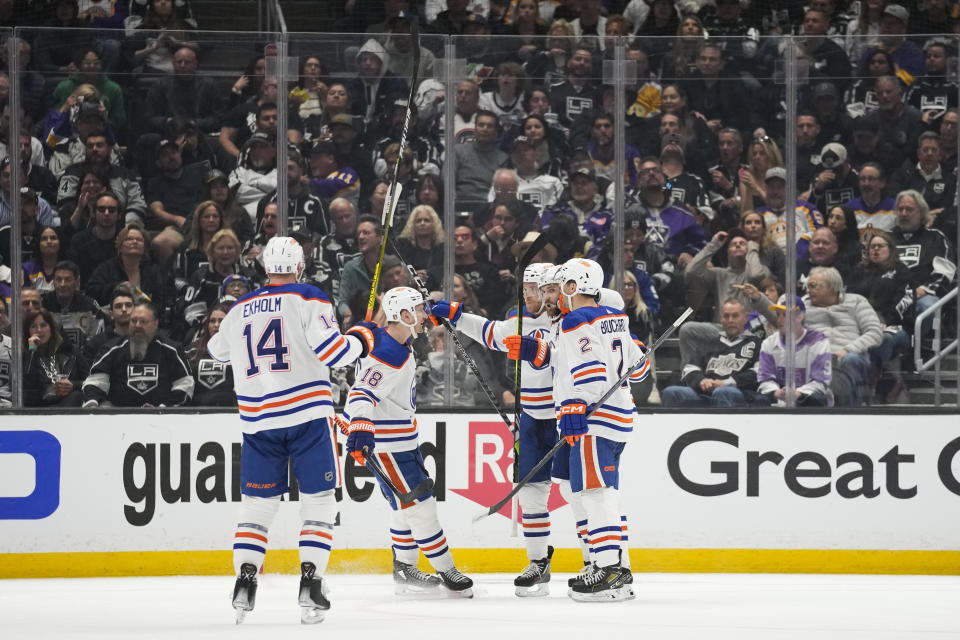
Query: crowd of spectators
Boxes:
[{"xmin": 0, "ymin": 0, "xmax": 958, "ymax": 408}]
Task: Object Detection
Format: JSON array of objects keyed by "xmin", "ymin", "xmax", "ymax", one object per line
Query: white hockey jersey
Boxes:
[
  {"xmin": 553, "ymin": 304, "xmax": 648, "ymax": 442},
  {"xmin": 458, "ymin": 305, "xmax": 556, "ymax": 420},
  {"xmin": 207, "ymin": 283, "xmax": 362, "ymax": 433},
  {"xmin": 343, "ymin": 326, "xmax": 419, "ymax": 453}
]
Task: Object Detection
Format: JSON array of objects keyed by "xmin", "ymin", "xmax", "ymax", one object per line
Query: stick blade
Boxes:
[
  {"xmin": 401, "ymin": 477, "xmax": 434, "ymax": 503},
  {"xmin": 471, "ymin": 507, "xmax": 494, "ymax": 524}
]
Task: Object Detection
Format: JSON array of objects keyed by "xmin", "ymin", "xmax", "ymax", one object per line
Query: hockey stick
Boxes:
[
  {"xmin": 363, "ymin": 446, "xmax": 434, "ymax": 504},
  {"xmin": 472, "ymin": 306, "xmax": 693, "ymax": 523},
  {"xmin": 512, "ymin": 232, "xmax": 551, "ymax": 482},
  {"xmin": 365, "ymin": 12, "xmax": 421, "ymax": 322}
]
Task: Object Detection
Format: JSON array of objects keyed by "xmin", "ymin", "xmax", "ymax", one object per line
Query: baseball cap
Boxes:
[
  {"xmin": 511, "ymin": 135, "xmax": 534, "ymax": 151},
  {"xmin": 811, "ymin": 81, "xmax": 839, "ymax": 99},
  {"xmin": 883, "ymin": 4, "xmax": 909, "ymax": 23},
  {"xmin": 328, "ymin": 113, "xmax": 356, "ymax": 129},
  {"xmin": 155, "ymin": 138, "xmax": 178, "ymax": 154},
  {"xmin": 205, "ymin": 169, "xmax": 228, "ymax": 184},
  {"xmin": 311, "ymin": 139, "xmax": 336, "ymax": 156},
  {"xmin": 769, "ymin": 294, "xmax": 805, "ymax": 312},
  {"xmin": 570, "ymin": 166, "xmax": 596, "ymax": 180},
  {"xmin": 19, "ymin": 186, "xmax": 38, "ymax": 203},
  {"xmin": 819, "ymin": 142, "xmax": 847, "ymax": 169},
  {"xmin": 247, "ymin": 131, "xmax": 273, "ymax": 146},
  {"xmin": 764, "ymin": 167, "xmax": 787, "ymax": 182}
]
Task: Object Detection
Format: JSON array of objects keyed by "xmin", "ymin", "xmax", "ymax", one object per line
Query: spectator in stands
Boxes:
[
  {"xmin": 798, "ymin": 227, "xmax": 854, "ymax": 296},
  {"xmin": 758, "ymin": 295, "xmax": 832, "ymax": 407},
  {"xmin": 24, "ymin": 308, "xmax": 88, "ymax": 406},
  {"xmin": 891, "ymin": 189, "xmax": 956, "ymax": 334},
  {"xmin": 51, "ymin": 48, "xmax": 126, "ymax": 133},
  {"xmin": 585, "ymin": 111, "xmax": 641, "ymax": 190},
  {"xmin": 682, "ymin": 42, "xmax": 752, "ymax": 133},
  {"xmin": 803, "ymin": 266, "xmax": 883, "ymax": 406},
  {"xmin": 180, "ymin": 229, "xmax": 256, "ymax": 337},
  {"xmin": 848, "ymin": 231, "xmax": 914, "ymax": 402},
  {"xmin": 795, "ymin": 111, "xmax": 823, "ymax": 189},
  {"xmin": 867, "ymin": 75, "xmax": 925, "ymax": 157},
  {"xmin": 306, "ymin": 139, "xmax": 361, "ymax": 210},
  {"xmin": 260, "ymin": 148, "xmax": 328, "ymax": 237},
  {"xmin": 808, "ymin": 81, "xmax": 853, "ymax": 147},
  {"xmin": 757, "ymin": 167, "xmax": 825, "ymax": 260},
  {"xmin": 687, "ymin": 228, "xmax": 772, "ymax": 320},
  {"xmin": 475, "ymin": 169, "xmax": 539, "ymax": 230},
  {"xmin": 708, "ymin": 127, "xmax": 747, "ymax": 230},
  {"xmin": 658, "ymin": 83, "xmax": 713, "ymax": 154},
  {"xmin": 454, "ymin": 110, "xmax": 507, "ymax": 211},
  {"xmin": 739, "ymin": 134, "xmax": 784, "ymax": 212},
  {"xmin": 175, "ymin": 200, "xmax": 223, "ymax": 280},
  {"xmin": 826, "ymin": 204, "xmax": 864, "ymax": 267},
  {"xmin": 33, "ymin": 0, "xmax": 95, "ymax": 75},
  {"xmin": 395, "ymin": 204, "xmax": 443, "ymax": 284},
  {"xmin": 443, "ymin": 80, "xmax": 480, "ymax": 144},
  {"xmin": 143, "ymin": 46, "xmax": 223, "ymax": 136},
  {"xmin": 316, "ymin": 197, "xmax": 359, "ymax": 300},
  {"xmin": 66, "ymin": 191, "xmax": 119, "ymax": 283},
  {"xmin": 220, "ymin": 89, "xmax": 301, "ymax": 166},
  {"xmin": 431, "ymin": 223, "xmax": 507, "ymax": 318},
  {"xmin": 229, "ymin": 132, "xmax": 277, "ymax": 220},
  {"xmin": 634, "ymin": 0, "xmax": 679, "ymax": 69},
  {"xmin": 44, "ymin": 93, "xmax": 119, "ymax": 180},
  {"xmin": 9, "ymin": 130, "xmax": 56, "ymax": 204},
  {"xmin": 61, "ymin": 164, "xmax": 107, "ymax": 235},
  {"xmin": 663, "ymin": 298, "xmax": 762, "ymax": 407},
  {"xmin": 477, "ymin": 200, "xmax": 524, "ymax": 274},
  {"xmin": 659, "ymin": 133, "xmax": 709, "ymax": 218},
  {"xmin": 661, "ymin": 14, "xmax": 706, "ymax": 80},
  {"xmin": 21, "ymin": 288, "xmax": 43, "ymax": 317},
  {"xmin": 0, "ymin": 161, "xmax": 56, "ymax": 229},
  {"xmin": 145, "ymin": 138, "xmax": 208, "ymax": 261},
  {"xmin": 938, "ymin": 108, "xmax": 958, "ymax": 172},
  {"xmin": 128, "ymin": 0, "xmax": 198, "ymax": 76},
  {"xmin": 347, "ymin": 38, "xmax": 409, "ymax": 125},
  {"xmin": 204, "ymin": 169, "xmax": 254, "ymax": 245},
  {"xmin": 517, "ymin": 114, "xmax": 567, "ymax": 179},
  {"xmin": 498, "ymin": 135, "xmax": 563, "ymax": 212},
  {"xmin": 906, "ymin": 40, "xmax": 958, "ymax": 122},
  {"xmin": 540, "ymin": 166, "xmax": 612, "ymax": 249},
  {"xmin": 479, "ymin": 61, "xmax": 528, "ymax": 123},
  {"xmin": 861, "ymin": 5, "xmax": 923, "ymax": 84},
  {"xmin": 845, "ymin": 161, "xmax": 896, "ymax": 237},
  {"xmin": 0, "ymin": 187, "xmax": 57, "ymax": 272},
  {"xmin": 57, "ymin": 130, "xmax": 147, "ymax": 226},
  {"xmin": 227, "ymin": 55, "xmax": 265, "ymax": 108},
  {"xmin": 549, "ymin": 45, "xmax": 601, "ymax": 129},
  {"xmin": 336, "ymin": 214, "xmax": 383, "ymax": 322},
  {"xmin": 809, "ymin": 142, "xmax": 859, "ymax": 215},
  {"xmin": 23, "ymin": 226, "xmax": 64, "ymax": 292},
  {"xmin": 848, "ymin": 115, "xmax": 904, "ymax": 175},
  {"xmin": 82, "ymin": 303, "xmax": 194, "ymax": 408},
  {"xmin": 845, "ymin": 0, "xmax": 886, "ymax": 63},
  {"xmin": 41, "ymin": 259, "xmax": 104, "ymax": 327},
  {"xmin": 86, "ymin": 223, "xmax": 168, "ymax": 311},
  {"xmin": 845, "ymin": 49, "xmax": 896, "ymax": 119},
  {"xmin": 414, "ymin": 173, "xmax": 443, "ymax": 211},
  {"xmin": 83, "ymin": 285, "xmax": 134, "ymax": 363},
  {"xmin": 631, "ymin": 157, "xmax": 705, "ymax": 267},
  {"xmin": 187, "ymin": 302, "xmax": 235, "ymax": 407},
  {"xmin": 799, "ymin": 8, "xmax": 851, "ymax": 90},
  {"xmin": 890, "ymin": 132, "xmax": 956, "ymax": 215}
]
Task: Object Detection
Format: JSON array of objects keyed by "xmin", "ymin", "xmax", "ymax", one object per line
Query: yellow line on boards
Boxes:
[{"xmin": 2, "ymin": 549, "xmax": 959, "ymax": 579}]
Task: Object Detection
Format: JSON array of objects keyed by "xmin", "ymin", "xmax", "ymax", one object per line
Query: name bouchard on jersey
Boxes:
[
  {"xmin": 599, "ymin": 317, "xmax": 626, "ymax": 335},
  {"xmin": 242, "ymin": 297, "xmax": 283, "ymax": 317}
]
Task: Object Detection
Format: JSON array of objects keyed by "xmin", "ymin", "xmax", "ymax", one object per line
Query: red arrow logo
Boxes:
[{"xmin": 451, "ymin": 420, "xmax": 567, "ymax": 520}]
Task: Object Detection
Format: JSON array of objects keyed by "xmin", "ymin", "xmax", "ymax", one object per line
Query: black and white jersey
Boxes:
[
  {"xmin": 892, "ymin": 225, "xmax": 957, "ymax": 297},
  {"xmin": 83, "ymin": 338, "xmax": 194, "ymax": 407},
  {"xmin": 191, "ymin": 357, "xmax": 235, "ymax": 407},
  {"xmin": 680, "ymin": 332, "xmax": 761, "ymax": 392}
]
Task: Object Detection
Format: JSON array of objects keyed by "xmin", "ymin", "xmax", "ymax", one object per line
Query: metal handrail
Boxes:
[{"xmin": 913, "ymin": 287, "xmax": 959, "ymax": 406}]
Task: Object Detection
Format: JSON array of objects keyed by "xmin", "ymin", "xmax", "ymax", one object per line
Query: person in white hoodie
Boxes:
[
  {"xmin": 228, "ymin": 132, "xmax": 277, "ymax": 222},
  {"xmin": 346, "ymin": 37, "xmax": 410, "ymax": 125}
]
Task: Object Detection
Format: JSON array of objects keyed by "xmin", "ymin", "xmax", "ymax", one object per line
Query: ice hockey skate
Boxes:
[
  {"xmin": 393, "ymin": 553, "xmax": 442, "ymax": 595},
  {"xmin": 436, "ymin": 566, "xmax": 474, "ymax": 598},
  {"xmin": 568, "ymin": 561, "xmax": 593, "ymax": 587},
  {"xmin": 568, "ymin": 564, "xmax": 633, "ymax": 602},
  {"xmin": 298, "ymin": 562, "xmax": 330, "ymax": 624},
  {"xmin": 514, "ymin": 545, "xmax": 553, "ymax": 597},
  {"xmin": 232, "ymin": 563, "xmax": 258, "ymax": 624}
]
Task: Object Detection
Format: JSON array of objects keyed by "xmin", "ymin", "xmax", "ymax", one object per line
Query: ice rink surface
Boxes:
[{"xmin": 2, "ymin": 572, "xmax": 959, "ymax": 640}]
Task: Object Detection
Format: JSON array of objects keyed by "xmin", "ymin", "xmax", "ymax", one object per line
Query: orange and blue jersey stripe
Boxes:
[
  {"xmin": 236, "ymin": 379, "xmax": 333, "ymax": 423},
  {"xmin": 571, "ymin": 360, "xmax": 606, "ymax": 386}
]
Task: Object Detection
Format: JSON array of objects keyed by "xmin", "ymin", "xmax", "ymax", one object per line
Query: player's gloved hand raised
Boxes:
[
  {"xmin": 345, "ymin": 321, "xmax": 378, "ymax": 358},
  {"xmin": 427, "ymin": 300, "xmax": 461, "ymax": 327},
  {"xmin": 558, "ymin": 401, "xmax": 588, "ymax": 446},
  {"xmin": 503, "ymin": 335, "xmax": 550, "ymax": 367},
  {"xmin": 346, "ymin": 420, "xmax": 375, "ymax": 465}
]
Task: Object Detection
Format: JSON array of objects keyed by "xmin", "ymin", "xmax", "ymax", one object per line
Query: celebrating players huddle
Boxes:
[{"xmin": 209, "ymin": 236, "xmax": 649, "ymax": 625}]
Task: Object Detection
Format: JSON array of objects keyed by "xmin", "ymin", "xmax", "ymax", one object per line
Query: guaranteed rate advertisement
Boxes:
[{"xmin": 1, "ymin": 413, "xmax": 959, "ymax": 568}]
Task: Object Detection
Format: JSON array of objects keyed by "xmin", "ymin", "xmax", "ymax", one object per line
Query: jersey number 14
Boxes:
[{"xmin": 242, "ymin": 318, "xmax": 289, "ymax": 377}]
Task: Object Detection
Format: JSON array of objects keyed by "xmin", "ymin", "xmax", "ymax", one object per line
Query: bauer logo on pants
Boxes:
[{"xmin": 0, "ymin": 430, "xmax": 61, "ymax": 519}]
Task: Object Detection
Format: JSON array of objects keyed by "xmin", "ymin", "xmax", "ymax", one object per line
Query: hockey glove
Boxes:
[
  {"xmin": 503, "ymin": 334, "xmax": 550, "ymax": 367},
  {"xmin": 346, "ymin": 420, "xmax": 375, "ymax": 465},
  {"xmin": 558, "ymin": 401, "xmax": 588, "ymax": 446},
  {"xmin": 427, "ymin": 300, "xmax": 461, "ymax": 327},
  {"xmin": 346, "ymin": 321, "xmax": 378, "ymax": 358}
]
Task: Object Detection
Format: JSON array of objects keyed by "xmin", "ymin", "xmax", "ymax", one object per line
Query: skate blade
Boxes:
[
  {"xmin": 440, "ymin": 586, "xmax": 473, "ymax": 599},
  {"xmin": 515, "ymin": 583, "xmax": 549, "ymax": 598},
  {"xmin": 394, "ymin": 583, "xmax": 442, "ymax": 597},
  {"xmin": 300, "ymin": 607, "xmax": 327, "ymax": 624},
  {"xmin": 567, "ymin": 586, "xmax": 633, "ymax": 602},
  {"xmin": 234, "ymin": 608, "xmax": 248, "ymax": 624}
]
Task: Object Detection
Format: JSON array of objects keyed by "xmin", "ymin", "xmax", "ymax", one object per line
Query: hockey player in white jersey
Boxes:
[
  {"xmin": 344, "ymin": 287, "xmax": 474, "ymax": 597},
  {"xmin": 510, "ymin": 259, "xmax": 648, "ymax": 601},
  {"xmin": 207, "ymin": 237, "xmax": 366, "ymax": 624},
  {"xmin": 446, "ymin": 263, "xmax": 558, "ymax": 596}
]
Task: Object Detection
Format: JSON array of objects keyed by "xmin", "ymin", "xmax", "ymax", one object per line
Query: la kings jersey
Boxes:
[
  {"xmin": 458, "ymin": 306, "xmax": 556, "ymax": 419},
  {"xmin": 207, "ymin": 283, "xmax": 363, "ymax": 433},
  {"xmin": 554, "ymin": 305, "xmax": 648, "ymax": 442},
  {"xmin": 343, "ymin": 326, "xmax": 419, "ymax": 453},
  {"xmin": 680, "ymin": 332, "xmax": 761, "ymax": 392},
  {"xmin": 83, "ymin": 338, "xmax": 194, "ymax": 407}
]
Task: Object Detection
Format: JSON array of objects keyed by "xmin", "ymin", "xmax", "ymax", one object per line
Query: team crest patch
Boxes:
[
  {"xmin": 197, "ymin": 360, "xmax": 227, "ymax": 390},
  {"xmin": 127, "ymin": 364, "xmax": 159, "ymax": 395}
]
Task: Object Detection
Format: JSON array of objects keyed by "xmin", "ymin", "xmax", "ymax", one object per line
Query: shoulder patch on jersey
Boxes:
[
  {"xmin": 561, "ymin": 306, "xmax": 603, "ymax": 331},
  {"xmin": 369, "ymin": 327, "xmax": 411, "ymax": 369}
]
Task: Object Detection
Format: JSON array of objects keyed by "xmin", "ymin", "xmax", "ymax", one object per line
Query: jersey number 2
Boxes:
[{"xmin": 242, "ymin": 318, "xmax": 290, "ymax": 377}]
